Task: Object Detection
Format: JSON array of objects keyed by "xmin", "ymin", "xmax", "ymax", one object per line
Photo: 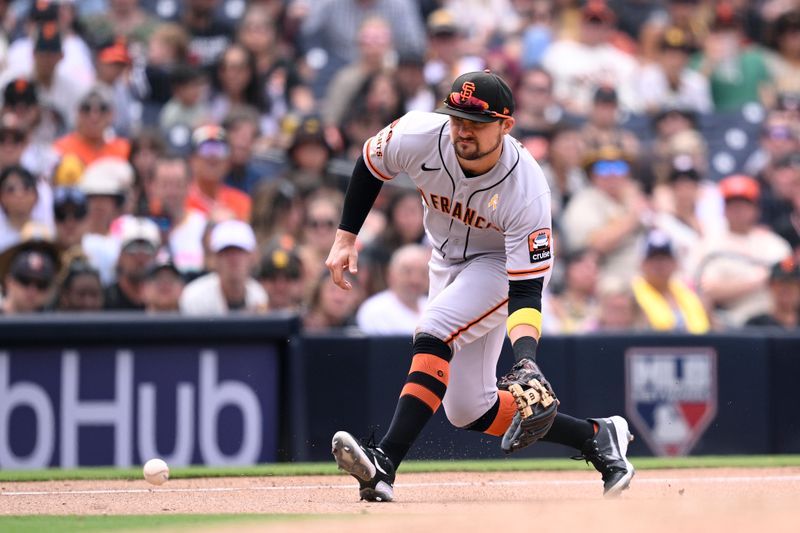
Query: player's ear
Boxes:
[{"xmin": 501, "ymin": 117, "xmax": 515, "ymax": 134}]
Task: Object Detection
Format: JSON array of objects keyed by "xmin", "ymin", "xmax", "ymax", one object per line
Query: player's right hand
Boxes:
[{"xmin": 325, "ymin": 230, "xmax": 359, "ymax": 290}]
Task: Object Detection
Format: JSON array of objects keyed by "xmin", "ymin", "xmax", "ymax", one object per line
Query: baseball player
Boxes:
[{"xmin": 326, "ymin": 71, "xmax": 634, "ymax": 502}]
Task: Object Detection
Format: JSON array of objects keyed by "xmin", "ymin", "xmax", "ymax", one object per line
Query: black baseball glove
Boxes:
[{"xmin": 497, "ymin": 358, "xmax": 558, "ymax": 454}]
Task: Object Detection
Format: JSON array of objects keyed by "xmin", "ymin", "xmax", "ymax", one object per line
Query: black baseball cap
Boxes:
[
  {"xmin": 436, "ymin": 70, "xmax": 514, "ymax": 123},
  {"xmin": 34, "ymin": 23, "xmax": 62, "ymax": 54},
  {"xmin": 3, "ymin": 79, "xmax": 38, "ymax": 107},
  {"xmin": 644, "ymin": 230, "xmax": 675, "ymax": 259},
  {"xmin": 593, "ymin": 86, "xmax": 618, "ymax": 104},
  {"xmin": 770, "ymin": 257, "xmax": 800, "ymax": 282}
]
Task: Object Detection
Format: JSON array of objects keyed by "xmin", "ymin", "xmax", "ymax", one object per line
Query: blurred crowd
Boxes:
[{"xmin": 0, "ymin": 0, "xmax": 799, "ymax": 335}]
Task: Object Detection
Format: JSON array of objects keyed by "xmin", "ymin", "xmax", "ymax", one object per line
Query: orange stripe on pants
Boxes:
[
  {"xmin": 400, "ymin": 382, "xmax": 442, "ymax": 412},
  {"xmin": 408, "ymin": 353, "xmax": 450, "ymax": 385},
  {"xmin": 484, "ymin": 390, "xmax": 516, "ymax": 437}
]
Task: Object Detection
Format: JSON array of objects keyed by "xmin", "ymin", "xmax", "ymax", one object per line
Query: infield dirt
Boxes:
[{"xmin": 2, "ymin": 468, "xmax": 799, "ymax": 532}]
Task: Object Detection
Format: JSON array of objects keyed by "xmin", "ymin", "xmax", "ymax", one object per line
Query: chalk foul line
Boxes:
[{"xmin": 2, "ymin": 475, "xmax": 800, "ymax": 497}]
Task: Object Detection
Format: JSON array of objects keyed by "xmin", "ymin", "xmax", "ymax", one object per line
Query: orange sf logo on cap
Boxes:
[{"xmin": 460, "ymin": 81, "xmax": 475, "ymax": 100}]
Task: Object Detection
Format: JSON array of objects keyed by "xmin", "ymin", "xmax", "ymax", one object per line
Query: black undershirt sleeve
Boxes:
[
  {"xmin": 338, "ymin": 155, "xmax": 384, "ymax": 235},
  {"xmin": 507, "ymin": 277, "xmax": 544, "ymax": 315}
]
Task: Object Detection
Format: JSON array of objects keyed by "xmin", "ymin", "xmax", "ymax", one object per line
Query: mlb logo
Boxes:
[{"xmin": 625, "ymin": 348, "xmax": 717, "ymax": 456}]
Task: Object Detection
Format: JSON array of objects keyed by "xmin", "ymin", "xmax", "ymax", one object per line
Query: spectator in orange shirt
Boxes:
[
  {"xmin": 52, "ymin": 87, "xmax": 131, "ymax": 186},
  {"xmin": 185, "ymin": 125, "xmax": 252, "ymax": 222}
]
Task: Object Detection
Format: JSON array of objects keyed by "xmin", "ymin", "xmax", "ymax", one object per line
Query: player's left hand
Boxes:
[{"xmin": 498, "ymin": 358, "xmax": 558, "ymax": 453}]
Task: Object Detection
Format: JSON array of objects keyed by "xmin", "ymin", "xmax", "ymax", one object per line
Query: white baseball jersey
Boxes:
[
  {"xmin": 362, "ymin": 110, "xmax": 554, "ymax": 426},
  {"xmin": 363, "ymin": 111, "xmax": 553, "ymax": 282}
]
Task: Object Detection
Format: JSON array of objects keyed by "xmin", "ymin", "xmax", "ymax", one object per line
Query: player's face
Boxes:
[{"xmin": 449, "ymin": 117, "xmax": 513, "ymax": 162}]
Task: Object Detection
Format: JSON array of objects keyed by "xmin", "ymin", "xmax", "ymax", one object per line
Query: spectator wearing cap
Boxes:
[
  {"xmin": 580, "ymin": 86, "xmax": 640, "ymax": 163},
  {"xmin": 142, "ymin": 252, "xmax": 185, "ymax": 313},
  {"xmin": 257, "ymin": 240, "xmax": 305, "ymax": 313},
  {"xmin": 0, "ymin": 235, "xmax": 61, "ymax": 314},
  {"xmin": 394, "ymin": 51, "xmax": 435, "ymax": 115},
  {"xmin": 1, "ymin": 83, "xmax": 62, "ymax": 178},
  {"xmin": 423, "ymin": 8, "xmax": 484, "ymax": 91},
  {"xmin": 0, "ymin": 165, "xmax": 54, "ymax": 254},
  {"xmin": 78, "ymin": 157, "xmax": 133, "ymax": 285},
  {"xmin": 56, "ymin": 256, "xmax": 104, "ymax": 312},
  {"xmin": 639, "ymin": 0, "xmax": 706, "ymax": 62},
  {"xmin": 743, "ymin": 110, "xmax": 799, "ymax": 178},
  {"xmin": 186, "ymin": 125, "xmax": 251, "ymax": 222},
  {"xmin": 148, "ymin": 154, "xmax": 208, "ymax": 275},
  {"xmin": 1, "ymin": 8, "xmax": 94, "ymax": 127},
  {"xmin": 764, "ymin": 9, "xmax": 800, "ymax": 96},
  {"xmin": 52, "ymin": 87, "xmax": 131, "ymax": 187},
  {"xmin": 694, "ymin": 175, "xmax": 791, "ymax": 327},
  {"xmin": 745, "ymin": 258, "xmax": 800, "ymax": 329},
  {"xmin": 561, "ymin": 145, "xmax": 650, "ymax": 285},
  {"xmin": 159, "ymin": 65, "xmax": 210, "ymax": 132},
  {"xmin": 651, "ymin": 159, "xmax": 713, "ymax": 279},
  {"xmin": 285, "ymin": 114, "xmax": 336, "ymax": 193},
  {"xmin": 690, "ymin": 2, "xmax": 771, "ymax": 112},
  {"xmin": 322, "ymin": 16, "xmax": 395, "ymax": 130},
  {"xmin": 179, "ymin": 219, "xmax": 268, "ymax": 315},
  {"xmin": 104, "ymin": 215, "xmax": 161, "ymax": 310},
  {"xmin": 53, "ymin": 186, "xmax": 88, "ymax": 256},
  {"xmin": 541, "ymin": 0, "xmax": 640, "ymax": 115},
  {"xmin": 356, "ymin": 244, "xmax": 430, "ymax": 335},
  {"xmin": 631, "ymin": 229, "xmax": 709, "ymax": 333},
  {"xmin": 637, "ymin": 26, "xmax": 713, "ymax": 114},
  {"xmin": 94, "ymin": 38, "xmax": 137, "ymax": 137}
]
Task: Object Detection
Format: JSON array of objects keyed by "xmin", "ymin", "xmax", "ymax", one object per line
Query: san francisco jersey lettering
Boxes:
[{"xmin": 363, "ymin": 111, "xmax": 553, "ymax": 280}]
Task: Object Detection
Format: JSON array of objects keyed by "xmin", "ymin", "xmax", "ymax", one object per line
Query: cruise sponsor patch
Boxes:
[
  {"xmin": 626, "ymin": 347, "xmax": 717, "ymax": 456},
  {"xmin": 527, "ymin": 228, "xmax": 551, "ymax": 263}
]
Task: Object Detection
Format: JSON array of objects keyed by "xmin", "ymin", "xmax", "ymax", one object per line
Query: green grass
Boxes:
[
  {"xmin": 0, "ymin": 514, "xmax": 312, "ymax": 533},
  {"xmin": 2, "ymin": 455, "xmax": 799, "ymax": 483}
]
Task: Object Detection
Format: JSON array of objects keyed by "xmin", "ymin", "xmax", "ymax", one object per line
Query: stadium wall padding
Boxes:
[{"xmin": 0, "ymin": 315, "xmax": 797, "ymax": 467}]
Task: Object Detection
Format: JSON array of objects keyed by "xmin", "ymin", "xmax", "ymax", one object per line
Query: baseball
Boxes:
[{"xmin": 143, "ymin": 458, "xmax": 169, "ymax": 486}]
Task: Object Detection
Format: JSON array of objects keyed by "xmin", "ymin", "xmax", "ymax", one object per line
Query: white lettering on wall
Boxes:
[
  {"xmin": 199, "ymin": 350, "xmax": 262, "ymax": 465},
  {"xmin": 0, "ymin": 353, "xmax": 55, "ymax": 468},
  {"xmin": 60, "ymin": 350, "xmax": 133, "ymax": 468}
]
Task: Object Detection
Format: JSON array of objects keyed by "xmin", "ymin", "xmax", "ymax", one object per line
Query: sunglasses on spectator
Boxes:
[
  {"xmin": 79, "ymin": 102, "xmax": 110, "ymax": 114},
  {"xmin": 765, "ymin": 126, "xmax": 794, "ymax": 140},
  {"xmin": 593, "ymin": 160, "xmax": 630, "ymax": 177},
  {"xmin": 445, "ymin": 92, "xmax": 512, "ymax": 119},
  {"xmin": 1, "ymin": 182, "xmax": 35, "ymax": 195},
  {"xmin": 0, "ymin": 131, "xmax": 25, "ymax": 145},
  {"xmin": 195, "ymin": 142, "xmax": 230, "ymax": 159},
  {"xmin": 13, "ymin": 275, "xmax": 50, "ymax": 291},
  {"xmin": 306, "ymin": 218, "xmax": 336, "ymax": 230},
  {"xmin": 54, "ymin": 186, "xmax": 87, "ymax": 206},
  {"xmin": 55, "ymin": 204, "xmax": 88, "ymax": 222}
]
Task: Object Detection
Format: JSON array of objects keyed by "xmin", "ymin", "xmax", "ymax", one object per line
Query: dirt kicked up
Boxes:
[{"xmin": 2, "ymin": 468, "xmax": 799, "ymax": 533}]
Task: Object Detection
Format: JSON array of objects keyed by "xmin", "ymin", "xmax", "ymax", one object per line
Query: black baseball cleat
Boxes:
[
  {"xmin": 574, "ymin": 416, "xmax": 635, "ymax": 497},
  {"xmin": 332, "ymin": 431, "xmax": 396, "ymax": 502}
]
